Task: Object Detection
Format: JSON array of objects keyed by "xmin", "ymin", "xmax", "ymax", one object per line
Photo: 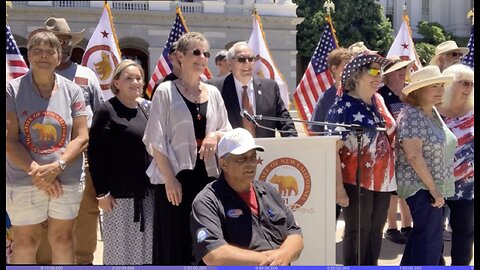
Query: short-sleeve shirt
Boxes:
[
  {"xmin": 6, "ymin": 71, "xmax": 87, "ymax": 186},
  {"xmin": 443, "ymin": 111, "xmax": 474, "ymax": 200},
  {"xmin": 56, "ymin": 63, "xmax": 104, "ymax": 127},
  {"xmin": 395, "ymin": 105, "xmax": 456, "ymax": 198},
  {"xmin": 378, "ymin": 85, "xmax": 405, "ymax": 120},
  {"xmin": 190, "ymin": 174, "xmax": 302, "ymax": 264},
  {"xmin": 326, "ymin": 93, "xmax": 396, "ymax": 192}
]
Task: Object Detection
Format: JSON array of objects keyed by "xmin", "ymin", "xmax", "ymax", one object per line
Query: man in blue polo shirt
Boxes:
[{"xmin": 190, "ymin": 128, "xmax": 303, "ymax": 266}]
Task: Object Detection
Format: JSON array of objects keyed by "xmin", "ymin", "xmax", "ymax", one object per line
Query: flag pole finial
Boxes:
[
  {"xmin": 323, "ymin": 0, "xmax": 335, "ymax": 16},
  {"xmin": 467, "ymin": 8, "xmax": 474, "ymax": 25}
]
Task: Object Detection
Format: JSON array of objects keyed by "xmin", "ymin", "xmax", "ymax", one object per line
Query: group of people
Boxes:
[
  {"xmin": 6, "ymin": 17, "xmax": 300, "ymax": 266},
  {"xmin": 313, "ymin": 41, "xmax": 473, "ymax": 265},
  {"xmin": 5, "ymin": 15, "xmax": 473, "ymax": 267}
]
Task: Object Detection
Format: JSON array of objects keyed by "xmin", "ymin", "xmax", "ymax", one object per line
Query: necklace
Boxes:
[
  {"xmin": 179, "ymin": 79, "xmax": 203, "ymax": 120},
  {"xmin": 33, "ymin": 76, "xmax": 56, "ymax": 99}
]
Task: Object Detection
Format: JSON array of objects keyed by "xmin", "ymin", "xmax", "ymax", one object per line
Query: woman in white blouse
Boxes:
[{"xmin": 143, "ymin": 32, "xmax": 231, "ymax": 265}]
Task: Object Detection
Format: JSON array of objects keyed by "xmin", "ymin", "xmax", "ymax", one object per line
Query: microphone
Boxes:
[{"xmin": 240, "ymin": 110, "xmax": 258, "ymax": 125}]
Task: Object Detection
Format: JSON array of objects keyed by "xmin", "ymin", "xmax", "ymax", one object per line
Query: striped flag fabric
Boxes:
[
  {"xmin": 81, "ymin": 2, "xmax": 121, "ymax": 100},
  {"xmin": 248, "ymin": 12, "xmax": 290, "ymax": 107},
  {"xmin": 462, "ymin": 26, "xmax": 474, "ymax": 70},
  {"xmin": 293, "ymin": 22, "xmax": 336, "ymax": 123},
  {"xmin": 145, "ymin": 7, "xmax": 212, "ymax": 99},
  {"xmin": 6, "ymin": 25, "xmax": 29, "ymax": 79}
]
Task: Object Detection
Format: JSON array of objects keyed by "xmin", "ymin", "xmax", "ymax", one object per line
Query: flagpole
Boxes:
[
  {"xmin": 6, "ymin": 1, "xmax": 12, "ymax": 23},
  {"xmin": 104, "ymin": 2, "xmax": 121, "ymax": 58}
]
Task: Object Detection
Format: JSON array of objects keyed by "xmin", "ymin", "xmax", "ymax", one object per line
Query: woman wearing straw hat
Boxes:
[
  {"xmin": 378, "ymin": 57, "xmax": 415, "ymax": 245},
  {"xmin": 395, "ymin": 65, "xmax": 457, "ymax": 265},
  {"xmin": 436, "ymin": 64, "xmax": 474, "ymax": 265},
  {"xmin": 6, "ymin": 29, "xmax": 88, "ymax": 264},
  {"xmin": 325, "ymin": 51, "xmax": 396, "ymax": 265}
]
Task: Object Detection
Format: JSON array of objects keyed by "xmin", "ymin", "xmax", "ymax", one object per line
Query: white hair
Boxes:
[{"xmin": 441, "ymin": 64, "xmax": 474, "ymax": 109}]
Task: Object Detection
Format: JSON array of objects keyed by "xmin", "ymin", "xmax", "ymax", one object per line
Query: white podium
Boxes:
[{"xmin": 254, "ymin": 135, "xmax": 340, "ymax": 265}]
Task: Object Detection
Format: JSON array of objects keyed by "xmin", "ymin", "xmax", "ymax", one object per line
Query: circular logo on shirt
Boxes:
[
  {"xmin": 24, "ymin": 111, "xmax": 67, "ymax": 154},
  {"xmin": 258, "ymin": 157, "xmax": 312, "ymax": 210}
]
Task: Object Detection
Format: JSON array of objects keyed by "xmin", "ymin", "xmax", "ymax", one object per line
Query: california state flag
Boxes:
[
  {"xmin": 387, "ymin": 14, "xmax": 422, "ymax": 71},
  {"xmin": 81, "ymin": 2, "xmax": 121, "ymax": 100},
  {"xmin": 248, "ymin": 12, "xmax": 290, "ymax": 107}
]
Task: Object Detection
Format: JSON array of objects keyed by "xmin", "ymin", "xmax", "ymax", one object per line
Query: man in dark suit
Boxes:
[{"xmin": 207, "ymin": 41, "xmax": 297, "ymax": 138}]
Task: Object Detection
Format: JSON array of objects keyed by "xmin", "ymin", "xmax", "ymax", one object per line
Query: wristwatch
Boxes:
[{"xmin": 58, "ymin": 160, "xmax": 67, "ymax": 171}]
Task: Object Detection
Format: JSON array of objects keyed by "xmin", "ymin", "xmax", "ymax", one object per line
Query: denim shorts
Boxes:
[{"xmin": 6, "ymin": 183, "xmax": 84, "ymax": 226}]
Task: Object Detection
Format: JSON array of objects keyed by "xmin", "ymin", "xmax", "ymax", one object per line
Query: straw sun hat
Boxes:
[
  {"xmin": 429, "ymin": 40, "xmax": 469, "ymax": 65},
  {"xmin": 402, "ymin": 66, "xmax": 453, "ymax": 95},
  {"xmin": 383, "ymin": 56, "xmax": 415, "ymax": 75}
]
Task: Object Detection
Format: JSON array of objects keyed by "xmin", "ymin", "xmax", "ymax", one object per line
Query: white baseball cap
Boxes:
[{"xmin": 217, "ymin": 128, "xmax": 265, "ymax": 158}]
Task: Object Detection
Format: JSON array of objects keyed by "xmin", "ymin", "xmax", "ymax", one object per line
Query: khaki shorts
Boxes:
[{"xmin": 6, "ymin": 183, "xmax": 84, "ymax": 226}]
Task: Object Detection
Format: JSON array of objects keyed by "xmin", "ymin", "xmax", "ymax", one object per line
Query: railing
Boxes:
[
  {"xmin": 11, "ymin": 1, "xmax": 286, "ymax": 16},
  {"xmin": 11, "ymin": 1, "xmax": 27, "ymax": 6},
  {"xmin": 111, "ymin": 1, "xmax": 149, "ymax": 11},
  {"xmin": 53, "ymin": 1, "xmax": 89, "ymax": 8},
  {"xmin": 177, "ymin": 2, "xmax": 203, "ymax": 13}
]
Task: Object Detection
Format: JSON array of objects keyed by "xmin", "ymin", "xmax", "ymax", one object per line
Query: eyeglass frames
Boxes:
[
  {"xmin": 456, "ymin": 80, "xmax": 474, "ymax": 88},
  {"xmin": 232, "ymin": 56, "xmax": 258, "ymax": 63},
  {"xmin": 365, "ymin": 67, "xmax": 383, "ymax": 76},
  {"xmin": 449, "ymin": 52, "xmax": 464, "ymax": 57},
  {"xmin": 185, "ymin": 49, "xmax": 211, "ymax": 58}
]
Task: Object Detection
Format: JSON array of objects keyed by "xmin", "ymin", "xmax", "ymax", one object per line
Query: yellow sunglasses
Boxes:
[{"xmin": 366, "ymin": 68, "xmax": 383, "ymax": 76}]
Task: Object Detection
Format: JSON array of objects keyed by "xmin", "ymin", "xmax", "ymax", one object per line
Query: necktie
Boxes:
[{"xmin": 242, "ymin": 85, "xmax": 256, "ymax": 137}]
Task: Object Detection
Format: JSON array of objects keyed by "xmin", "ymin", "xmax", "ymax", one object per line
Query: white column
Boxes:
[{"xmin": 148, "ymin": 47, "xmax": 164, "ymax": 77}]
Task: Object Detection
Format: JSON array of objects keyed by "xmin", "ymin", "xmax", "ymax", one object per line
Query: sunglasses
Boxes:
[
  {"xmin": 186, "ymin": 49, "xmax": 211, "ymax": 58},
  {"xmin": 366, "ymin": 68, "xmax": 383, "ymax": 76},
  {"xmin": 232, "ymin": 56, "xmax": 258, "ymax": 63},
  {"xmin": 457, "ymin": 80, "xmax": 474, "ymax": 88},
  {"xmin": 449, "ymin": 52, "xmax": 464, "ymax": 57}
]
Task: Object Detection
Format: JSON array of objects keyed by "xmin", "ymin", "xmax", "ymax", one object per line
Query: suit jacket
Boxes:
[{"xmin": 207, "ymin": 74, "xmax": 297, "ymax": 138}]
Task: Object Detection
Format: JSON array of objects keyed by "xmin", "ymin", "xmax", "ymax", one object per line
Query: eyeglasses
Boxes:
[
  {"xmin": 185, "ymin": 49, "xmax": 210, "ymax": 58},
  {"xmin": 456, "ymin": 80, "xmax": 474, "ymax": 88},
  {"xmin": 366, "ymin": 68, "xmax": 383, "ymax": 76},
  {"xmin": 449, "ymin": 52, "xmax": 464, "ymax": 57},
  {"xmin": 232, "ymin": 56, "xmax": 258, "ymax": 63}
]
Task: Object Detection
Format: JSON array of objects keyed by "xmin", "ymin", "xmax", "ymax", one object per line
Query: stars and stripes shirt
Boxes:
[
  {"xmin": 378, "ymin": 85, "xmax": 405, "ymax": 120},
  {"xmin": 443, "ymin": 111, "xmax": 474, "ymax": 200},
  {"xmin": 326, "ymin": 93, "xmax": 396, "ymax": 192}
]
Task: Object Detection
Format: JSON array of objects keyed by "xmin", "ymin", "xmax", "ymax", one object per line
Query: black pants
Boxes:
[
  {"xmin": 445, "ymin": 198, "xmax": 474, "ymax": 265},
  {"xmin": 342, "ymin": 183, "xmax": 391, "ymax": 265},
  {"xmin": 401, "ymin": 189, "xmax": 444, "ymax": 265},
  {"xmin": 152, "ymin": 158, "xmax": 215, "ymax": 265}
]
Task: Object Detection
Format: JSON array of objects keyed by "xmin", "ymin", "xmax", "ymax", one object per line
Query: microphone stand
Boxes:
[{"xmin": 249, "ymin": 113, "xmax": 385, "ymax": 265}]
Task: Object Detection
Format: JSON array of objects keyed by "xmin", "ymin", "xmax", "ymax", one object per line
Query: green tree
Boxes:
[
  {"xmin": 295, "ymin": 0, "xmax": 328, "ymax": 58},
  {"xmin": 416, "ymin": 20, "xmax": 452, "ymax": 44},
  {"xmin": 295, "ymin": 0, "xmax": 394, "ymax": 58}
]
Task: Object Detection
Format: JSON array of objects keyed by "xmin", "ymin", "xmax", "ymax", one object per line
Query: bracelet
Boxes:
[{"xmin": 96, "ymin": 192, "xmax": 111, "ymax": 200}]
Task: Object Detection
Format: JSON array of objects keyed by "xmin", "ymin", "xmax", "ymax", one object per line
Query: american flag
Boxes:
[
  {"xmin": 462, "ymin": 26, "xmax": 474, "ymax": 70},
  {"xmin": 293, "ymin": 23, "xmax": 336, "ymax": 123},
  {"xmin": 6, "ymin": 25, "xmax": 29, "ymax": 79},
  {"xmin": 145, "ymin": 8, "xmax": 212, "ymax": 99}
]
